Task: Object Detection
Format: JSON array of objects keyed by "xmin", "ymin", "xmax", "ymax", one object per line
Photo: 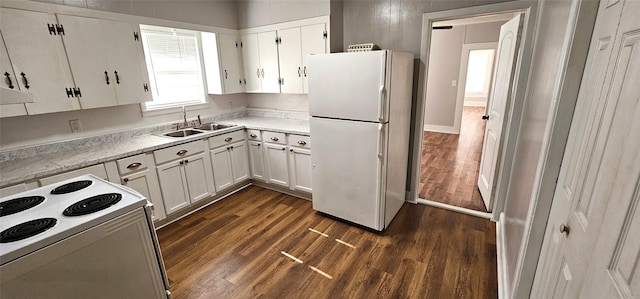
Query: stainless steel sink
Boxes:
[
  {"xmin": 193, "ymin": 123, "xmax": 235, "ymax": 131},
  {"xmin": 162, "ymin": 129, "xmax": 204, "ymax": 138}
]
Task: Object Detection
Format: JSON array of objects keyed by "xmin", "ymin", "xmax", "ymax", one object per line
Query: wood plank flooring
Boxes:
[
  {"xmin": 419, "ymin": 106, "xmax": 487, "ymax": 212},
  {"xmin": 157, "ymin": 186, "xmax": 497, "ymax": 298}
]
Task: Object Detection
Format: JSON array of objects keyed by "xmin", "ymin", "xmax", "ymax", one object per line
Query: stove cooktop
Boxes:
[{"xmin": 0, "ymin": 174, "xmax": 147, "ymax": 265}]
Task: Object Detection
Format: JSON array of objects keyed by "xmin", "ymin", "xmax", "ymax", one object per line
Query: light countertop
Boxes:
[{"xmin": 0, "ymin": 116, "xmax": 309, "ymax": 188}]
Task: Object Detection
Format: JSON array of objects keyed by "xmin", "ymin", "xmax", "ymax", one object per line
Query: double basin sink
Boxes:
[{"xmin": 160, "ymin": 123, "xmax": 236, "ymax": 138}]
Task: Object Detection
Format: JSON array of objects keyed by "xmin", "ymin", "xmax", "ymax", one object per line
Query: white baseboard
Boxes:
[
  {"xmin": 463, "ymin": 100, "xmax": 487, "ymax": 107},
  {"xmin": 417, "ymin": 198, "xmax": 491, "ymax": 219},
  {"xmin": 423, "ymin": 124, "xmax": 459, "ymax": 134},
  {"xmin": 496, "ymin": 212, "xmax": 509, "ymax": 299}
]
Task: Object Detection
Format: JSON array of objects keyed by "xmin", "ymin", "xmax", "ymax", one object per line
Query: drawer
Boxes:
[
  {"xmin": 209, "ymin": 130, "xmax": 246, "ymax": 149},
  {"xmin": 263, "ymin": 131, "xmax": 286, "ymax": 145},
  {"xmin": 154, "ymin": 140, "xmax": 204, "ymax": 164},
  {"xmin": 246, "ymin": 129, "xmax": 262, "ymax": 141},
  {"xmin": 116, "ymin": 153, "xmax": 149, "ymax": 176},
  {"xmin": 288, "ymin": 134, "xmax": 311, "ymax": 149}
]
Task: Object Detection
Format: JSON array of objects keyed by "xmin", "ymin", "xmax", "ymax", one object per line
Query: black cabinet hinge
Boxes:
[
  {"xmin": 240, "ymin": 41, "xmax": 243, "ymax": 48},
  {"xmin": 48, "ymin": 24, "xmax": 57, "ymax": 35},
  {"xmin": 323, "ymin": 30, "xmax": 328, "ymax": 39},
  {"xmin": 143, "ymin": 83, "xmax": 149, "ymax": 92},
  {"xmin": 134, "ymin": 32, "xmax": 139, "ymax": 41},
  {"xmin": 275, "ymin": 37, "xmax": 282, "ymax": 44},
  {"xmin": 235, "ymin": 41, "xmax": 238, "ymax": 48},
  {"xmin": 278, "ymin": 78, "xmax": 284, "ymax": 85},
  {"xmin": 73, "ymin": 87, "xmax": 81, "ymax": 97},
  {"xmin": 66, "ymin": 88, "xmax": 74, "ymax": 98},
  {"xmin": 56, "ymin": 24, "xmax": 65, "ymax": 35}
]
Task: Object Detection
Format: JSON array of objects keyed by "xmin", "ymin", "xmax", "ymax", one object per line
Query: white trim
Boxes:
[
  {"xmin": 496, "ymin": 212, "xmax": 510, "ymax": 299},
  {"xmin": 454, "ymin": 42, "xmax": 498, "ymax": 134},
  {"xmin": 417, "ymin": 198, "xmax": 492, "ymax": 219},
  {"xmin": 423, "ymin": 124, "xmax": 459, "ymax": 134}
]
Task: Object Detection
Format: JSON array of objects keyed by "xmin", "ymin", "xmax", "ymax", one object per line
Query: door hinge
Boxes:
[
  {"xmin": 143, "ymin": 83, "xmax": 149, "ymax": 92},
  {"xmin": 56, "ymin": 24, "xmax": 65, "ymax": 35},
  {"xmin": 48, "ymin": 24, "xmax": 57, "ymax": 35},
  {"xmin": 243, "ymin": 78, "xmax": 246, "ymax": 85},
  {"xmin": 73, "ymin": 87, "xmax": 81, "ymax": 97},
  {"xmin": 278, "ymin": 78, "xmax": 284, "ymax": 85},
  {"xmin": 134, "ymin": 32, "xmax": 139, "ymax": 41},
  {"xmin": 235, "ymin": 41, "xmax": 238, "ymax": 48},
  {"xmin": 323, "ymin": 30, "xmax": 328, "ymax": 39},
  {"xmin": 240, "ymin": 41, "xmax": 243, "ymax": 48},
  {"xmin": 275, "ymin": 37, "xmax": 282, "ymax": 44},
  {"xmin": 65, "ymin": 88, "xmax": 74, "ymax": 98}
]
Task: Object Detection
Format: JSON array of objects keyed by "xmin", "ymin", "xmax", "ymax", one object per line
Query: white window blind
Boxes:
[{"xmin": 140, "ymin": 25, "xmax": 205, "ymax": 110}]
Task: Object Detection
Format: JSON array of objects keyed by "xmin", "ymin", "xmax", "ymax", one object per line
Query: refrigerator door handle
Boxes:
[
  {"xmin": 378, "ymin": 85, "xmax": 386, "ymax": 122},
  {"xmin": 377, "ymin": 124, "xmax": 384, "ymax": 159}
]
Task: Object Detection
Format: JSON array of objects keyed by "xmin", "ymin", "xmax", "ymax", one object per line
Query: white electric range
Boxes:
[{"xmin": 0, "ymin": 174, "xmax": 171, "ymax": 298}]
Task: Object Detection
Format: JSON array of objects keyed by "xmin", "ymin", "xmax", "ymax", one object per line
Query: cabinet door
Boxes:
[
  {"xmin": 257, "ymin": 31, "xmax": 280, "ymax": 93},
  {"xmin": 0, "ymin": 8, "xmax": 79, "ymax": 115},
  {"xmin": 0, "ymin": 31, "xmax": 27, "ymax": 117},
  {"xmin": 241, "ymin": 33, "xmax": 261, "ymax": 92},
  {"xmin": 183, "ymin": 152, "xmax": 213, "ymax": 203},
  {"xmin": 219, "ymin": 33, "xmax": 244, "ymax": 94},
  {"xmin": 121, "ymin": 169, "xmax": 166, "ymax": 222},
  {"xmin": 248, "ymin": 140, "xmax": 266, "ymax": 181},
  {"xmin": 57, "ymin": 14, "xmax": 116, "ymax": 109},
  {"xmin": 210, "ymin": 146, "xmax": 234, "ymax": 191},
  {"xmin": 230, "ymin": 141, "xmax": 250, "ymax": 183},
  {"xmin": 104, "ymin": 21, "xmax": 152, "ymax": 105},
  {"xmin": 264, "ymin": 142, "xmax": 289, "ymax": 187},
  {"xmin": 277, "ymin": 27, "xmax": 303, "ymax": 94},
  {"xmin": 301, "ymin": 23, "xmax": 327, "ymax": 94},
  {"xmin": 156, "ymin": 160, "xmax": 190, "ymax": 215},
  {"xmin": 289, "ymin": 147, "xmax": 312, "ymax": 193}
]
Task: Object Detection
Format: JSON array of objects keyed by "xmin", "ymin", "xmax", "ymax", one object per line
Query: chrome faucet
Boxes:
[{"xmin": 182, "ymin": 106, "xmax": 188, "ymax": 128}]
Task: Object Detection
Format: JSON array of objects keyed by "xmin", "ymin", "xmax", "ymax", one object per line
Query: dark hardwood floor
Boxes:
[
  {"xmin": 419, "ymin": 106, "xmax": 488, "ymax": 212},
  {"xmin": 157, "ymin": 186, "xmax": 498, "ymax": 298}
]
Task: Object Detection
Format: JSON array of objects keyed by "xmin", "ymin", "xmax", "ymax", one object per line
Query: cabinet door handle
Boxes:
[
  {"xmin": 127, "ymin": 162, "xmax": 142, "ymax": 170},
  {"xmin": 114, "ymin": 71, "xmax": 120, "ymax": 84},
  {"xmin": 179, "ymin": 161, "xmax": 184, "ymax": 165},
  {"xmin": 20, "ymin": 72, "xmax": 30, "ymax": 89},
  {"xmin": 4, "ymin": 72, "xmax": 14, "ymax": 89},
  {"xmin": 261, "ymin": 68, "xmax": 264, "ymax": 78},
  {"xmin": 297, "ymin": 140, "xmax": 307, "ymax": 145},
  {"xmin": 298, "ymin": 67, "xmax": 301, "ymax": 77},
  {"xmin": 250, "ymin": 133, "xmax": 257, "ymax": 138},
  {"xmin": 123, "ymin": 178, "xmax": 129, "ymax": 183},
  {"xmin": 290, "ymin": 149, "xmax": 294, "ymax": 152},
  {"xmin": 281, "ymin": 147, "xmax": 286, "ymax": 151},
  {"xmin": 271, "ymin": 137, "xmax": 279, "ymax": 142},
  {"xmin": 104, "ymin": 71, "xmax": 110, "ymax": 85},
  {"xmin": 177, "ymin": 149, "xmax": 188, "ymax": 156},
  {"xmin": 225, "ymin": 137, "xmax": 233, "ymax": 142},
  {"xmin": 257, "ymin": 68, "xmax": 260, "ymax": 78},
  {"xmin": 229, "ymin": 146, "xmax": 234, "ymax": 150},
  {"xmin": 224, "ymin": 70, "xmax": 228, "ymax": 79},
  {"xmin": 304, "ymin": 66, "xmax": 307, "ymax": 77},
  {"xmin": 184, "ymin": 159, "xmax": 189, "ymax": 164}
]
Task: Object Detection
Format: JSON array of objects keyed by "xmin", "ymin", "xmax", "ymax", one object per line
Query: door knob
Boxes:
[
  {"xmin": 482, "ymin": 115, "xmax": 490, "ymax": 120},
  {"xmin": 559, "ymin": 224, "xmax": 570, "ymax": 236}
]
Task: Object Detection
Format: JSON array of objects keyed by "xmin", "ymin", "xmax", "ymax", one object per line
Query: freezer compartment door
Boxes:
[
  {"xmin": 308, "ymin": 51, "xmax": 388, "ymax": 122},
  {"xmin": 311, "ymin": 117, "xmax": 386, "ymax": 230}
]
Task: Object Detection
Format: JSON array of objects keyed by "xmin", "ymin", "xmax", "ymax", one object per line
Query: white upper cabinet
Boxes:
[
  {"xmin": 57, "ymin": 15, "xmax": 151, "ymax": 109},
  {"xmin": 241, "ymin": 31, "xmax": 280, "ymax": 93},
  {"xmin": 300, "ymin": 23, "xmax": 327, "ymax": 94},
  {"xmin": 0, "ymin": 31, "xmax": 28, "ymax": 118},
  {"xmin": 277, "ymin": 27, "xmax": 303, "ymax": 94},
  {"xmin": 202, "ymin": 32, "xmax": 244, "ymax": 95},
  {"xmin": 0, "ymin": 8, "xmax": 80, "ymax": 115}
]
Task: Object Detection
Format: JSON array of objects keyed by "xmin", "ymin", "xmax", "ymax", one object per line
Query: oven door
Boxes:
[{"xmin": 0, "ymin": 208, "xmax": 169, "ymax": 299}]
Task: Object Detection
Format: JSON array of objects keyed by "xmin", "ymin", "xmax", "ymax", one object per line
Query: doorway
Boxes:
[{"xmin": 418, "ymin": 13, "xmax": 517, "ymax": 216}]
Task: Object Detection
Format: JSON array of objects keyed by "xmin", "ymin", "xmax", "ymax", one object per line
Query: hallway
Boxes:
[{"xmin": 419, "ymin": 106, "xmax": 487, "ymax": 211}]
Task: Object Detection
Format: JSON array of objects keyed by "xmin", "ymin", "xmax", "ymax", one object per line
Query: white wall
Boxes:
[
  {"xmin": 0, "ymin": 0, "xmax": 247, "ymax": 150},
  {"xmin": 237, "ymin": 0, "xmax": 330, "ymax": 29}
]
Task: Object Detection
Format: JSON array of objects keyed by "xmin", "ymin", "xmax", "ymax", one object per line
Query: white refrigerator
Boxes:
[{"xmin": 308, "ymin": 50, "xmax": 414, "ymax": 231}]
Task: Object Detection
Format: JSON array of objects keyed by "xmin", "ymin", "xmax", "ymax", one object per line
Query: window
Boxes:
[
  {"xmin": 140, "ymin": 25, "xmax": 206, "ymax": 110},
  {"xmin": 464, "ymin": 49, "xmax": 495, "ymax": 95}
]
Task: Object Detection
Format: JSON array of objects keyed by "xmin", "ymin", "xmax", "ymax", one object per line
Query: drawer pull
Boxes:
[
  {"xmin": 123, "ymin": 178, "xmax": 129, "ymax": 183},
  {"xmin": 127, "ymin": 162, "xmax": 142, "ymax": 170},
  {"xmin": 250, "ymin": 134, "xmax": 257, "ymax": 138},
  {"xmin": 177, "ymin": 150, "xmax": 188, "ymax": 156},
  {"xmin": 271, "ymin": 137, "xmax": 279, "ymax": 142},
  {"xmin": 225, "ymin": 137, "xmax": 233, "ymax": 142},
  {"xmin": 297, "ymin": 140, "xmax": 307, "ymax": 145}
]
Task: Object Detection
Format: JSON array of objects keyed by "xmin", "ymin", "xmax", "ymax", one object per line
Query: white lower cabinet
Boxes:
[
  {"xmin": 289, "ymin": 147, "xmax": 312, "ymax": 193},
  {"xmin": 154, "ymin": 140, "xmax": 215, "ymax": 216},
  {"xmin": 116, "ymin": 153, "xmax": 166, "ymax": 222},
  {"xmin": 248, "ymin": 140, "xmax": 266, "ymax": 181},
  {"xmin": 264, "ymin": 142, "xmax": 290, "ymax": 188},
  {"xmin": 209, "ymin": 131, "xmax": 250, "ymax": 192}
]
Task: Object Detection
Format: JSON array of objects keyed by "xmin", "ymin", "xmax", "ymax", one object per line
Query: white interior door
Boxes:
[
  {"xmin": 531, "ymin": 0, "xmax": 637, "ymax": 297},
  {"xmin": 308, "ymin": 51, "xmax": 387, "ymax": 122},
  {"xmin": 310, "ymin": 117, "xmax": 384, "ymax": 230},
  {"xmin": 477, "ymin": 14, "xmax": 522, "ymax": 211}
]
